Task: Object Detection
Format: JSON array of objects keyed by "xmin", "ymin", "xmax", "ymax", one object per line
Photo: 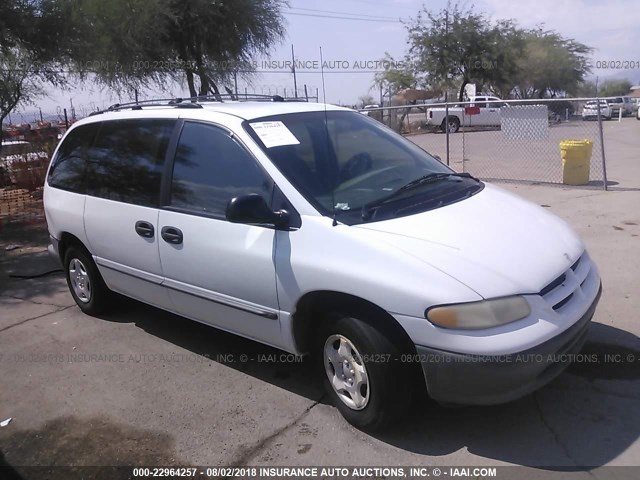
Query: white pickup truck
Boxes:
[{"xmin": 426, "ymin": 96, "xmax": 507, "ymax": 133}]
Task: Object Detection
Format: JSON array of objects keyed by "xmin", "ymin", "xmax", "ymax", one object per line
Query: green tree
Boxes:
[
  {"xmin": 407, "ymin": 2, "xmax": 521, "ymax": 101},
  {"xmin": 73, "ymin": 0, "xmax": 287, "ymax": 97},
  {"xmin": 598, "ymin": 79, "xmax": 632, "ymax": 97},
  {"xmin": 512, "ymin": 29, "xmax": 592, "ymax": 98},
  {"xmin": 68, "ymin": 0, "xmax": 175, "ymax": 92},
  {"xmin": 373, "ymin": 53, "xmax": 417, "ymax": 100},
  {"xmin": 0, "ymin": 1, "xmax": 72, "ymax": 147},
  {"xmin": 1, "ymin": 0, "xmax": 288, "ymax": 143},
  {"xmin": 482, "ymin": 22, "xmax": 525, "ymax": 99},
  {"xmin": 165, "ymin": 0, "xmax": 286, "ymax": 97}
]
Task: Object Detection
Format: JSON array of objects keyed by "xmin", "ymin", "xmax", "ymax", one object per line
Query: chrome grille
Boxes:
[{"xmin": 540, "ymin": 252, "xmax": 593, "ymax": 312}]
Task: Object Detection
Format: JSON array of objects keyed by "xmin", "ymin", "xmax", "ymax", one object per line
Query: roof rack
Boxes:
[{"xmin": 90, "ymin": 93, "xmax": 308, "ymax": 116}]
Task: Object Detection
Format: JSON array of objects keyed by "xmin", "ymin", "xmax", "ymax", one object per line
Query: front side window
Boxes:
[
  {"xmin": 48, "ymin": 123, "xmax": 99, "ymax": 193},
  {"xmin": 87, "ymin": 119, "xmax": 175, "ymax": 207},
  {"xmin": 169, "ymin": 122, "xmax": 272, "ymax": 216},
  {"xmin": 245, "ymin": 111, "xmax": 483, "ymax": 225}
]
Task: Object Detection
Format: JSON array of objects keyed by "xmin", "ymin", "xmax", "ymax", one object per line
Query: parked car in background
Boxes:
[
  {"xmin": 607, "ymin": 96, "xmax": 633, "ymax": 117},
  {"xmin": 582, "ymin": 100, "xmax": 612, "ymax": 120},
  {"xmin": 360, "ymin": 104, "xmax": 380, "ymax": 116},
  {"xmin": 426, "ymin": 96, "xmax": 507, "ymax": 133}
]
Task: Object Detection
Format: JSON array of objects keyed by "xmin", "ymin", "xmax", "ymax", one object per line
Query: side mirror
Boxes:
[{"xmin": 225, "ymin": 194, "xmax": 290, "ymax": 228}]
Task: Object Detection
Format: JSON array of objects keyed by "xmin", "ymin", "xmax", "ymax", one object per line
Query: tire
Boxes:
[
  {"xmin": 64, "ymin": 245, "xmax": 112, "ymax": 315},
  {"xmin": 440, "ymin": 116, "xmax": 460, "ymax": 133},
  {"xmin": 318, "ymin": 313, "xmax": 412, "ymax": 431}
]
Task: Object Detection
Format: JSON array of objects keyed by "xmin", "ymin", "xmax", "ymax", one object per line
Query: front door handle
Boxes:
[
  {"xmin": 161, "ymin": 226, "xmax": 183, "ymax": 244},
  {"xmin": 135, "ymin": 221, "xmax": 155, "ymax": 238}
]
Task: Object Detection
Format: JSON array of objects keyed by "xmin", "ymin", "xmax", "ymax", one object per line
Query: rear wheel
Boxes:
[
  {"xmin": 440, "ymin": 116, "xmax": 460, "ymax": 133},
  {"xmin": 64, "ymin": 246, "xmax": 111, "ymax": 315},
  {"xmin": 318, "ymin": 313, "xmax": 411, "ymax": 431}
]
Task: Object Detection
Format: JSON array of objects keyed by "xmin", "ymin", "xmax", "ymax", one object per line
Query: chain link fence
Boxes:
[
  {"xmin": 1, "ymin": 97, "xmax": 618, "ymax": 233},
  {"xmin": 361, "ymin": 97, "xmax": 617, "ymax": 189},
  {"xmin": 1, "ymin": 111, "xmax": 70, "ymax": 232}
]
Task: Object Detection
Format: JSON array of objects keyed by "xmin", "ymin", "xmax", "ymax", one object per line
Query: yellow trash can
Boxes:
[{"xmin": 559, "ymin": 139, "xmax": 593, "ymax": 185}]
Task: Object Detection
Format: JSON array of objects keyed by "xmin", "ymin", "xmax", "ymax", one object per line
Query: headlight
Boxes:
[{"xmin": 426, "ymin": 296, "xmax": 531, "ymax": 330}]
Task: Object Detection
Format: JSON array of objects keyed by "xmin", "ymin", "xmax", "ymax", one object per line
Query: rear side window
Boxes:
[
  {"xmin": 169, "ymin": 122, "xmax": 272, "ymax": 216},
  {"xmin": 87, "ymin": 119, "xmax": 175, "ymax": 207},
  {"xmin": 48, "ymin": 124, "xmax": 99, "ymax": 193}
]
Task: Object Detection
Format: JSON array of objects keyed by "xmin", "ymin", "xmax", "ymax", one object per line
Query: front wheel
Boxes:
[
  {"xmin": 318, "ymin": 313, "xmax": 412, "ymax": 431},
  {"xmin": 64, "ymin": 246, "xmax": 112, "ymax": 315}
]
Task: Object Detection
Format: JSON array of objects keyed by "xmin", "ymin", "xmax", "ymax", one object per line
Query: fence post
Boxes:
[
  {"xmin": 63, "ymin": 108, "xmax": 69, "ymax": 129},
  {"xmin": 445, "ymin": 94, "xmax": 450, "ymax": 166},
  {"xmin": 462, "ymin": 112, "xmax": 466, "ymax": 173},
  {"xmin": 596, "ymin": 100, "xmax": 608, "ymax": 191}
]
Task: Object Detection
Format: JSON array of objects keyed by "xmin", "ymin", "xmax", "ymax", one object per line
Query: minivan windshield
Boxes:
[{"xmin": 245, "ymin": 111, "xmax": 483, "ymax": 224}]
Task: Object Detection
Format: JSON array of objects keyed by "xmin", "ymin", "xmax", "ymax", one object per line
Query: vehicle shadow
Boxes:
[
  {"xmin": 99, "ymin": 298, "xmax": 639, "ymax": 469},
  {"xmin": 99, "ymin": 296, "xmax": 326, "ymax": 404}
]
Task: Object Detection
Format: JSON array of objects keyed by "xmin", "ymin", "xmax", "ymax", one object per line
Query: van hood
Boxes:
[{"xmin": 353, "ymin": 184, "xmax": 584, "ymax": 299}]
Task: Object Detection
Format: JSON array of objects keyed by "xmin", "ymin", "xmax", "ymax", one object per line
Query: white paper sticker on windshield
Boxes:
[{"xmin": 250, "ymin": 121, "xmax": 300, "ymax": 148}]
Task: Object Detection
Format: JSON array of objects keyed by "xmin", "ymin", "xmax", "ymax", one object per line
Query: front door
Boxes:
[{"xmin": 157, "ymin": 121, "xmax": 282, "ymax": 347}]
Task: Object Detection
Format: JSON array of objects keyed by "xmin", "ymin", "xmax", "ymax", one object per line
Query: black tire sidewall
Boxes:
[
  {"xmin": 64, "ymin": 246, "xmax": 108, "ymax": 314},
  {"xmin": 441, "ymin": 117, "xmax": 460, "ymax": 133},
  {"xmin": 317, "ymin": 314, "xmax": 410, "ymax": 431}
]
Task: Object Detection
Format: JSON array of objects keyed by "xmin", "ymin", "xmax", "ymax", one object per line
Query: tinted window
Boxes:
[
  {"xmin": 170, "ymin": 122, "xmax": 272, "ymax": 216},
  {"xmin": 87, "ymin": 119, "xmax": 175, "ymax": 207},
  {"xmin": 48, "ymin": 124, "xmax": 99, "ymax": 193},
  {"xmin": 474, "ymin": 97, "xmax": 487, "ymax": 107}
]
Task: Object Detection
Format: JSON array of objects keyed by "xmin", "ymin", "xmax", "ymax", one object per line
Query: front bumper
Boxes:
[{"xmin": 417, "ymin": 283, "xmax": 601, "ymax": 405}]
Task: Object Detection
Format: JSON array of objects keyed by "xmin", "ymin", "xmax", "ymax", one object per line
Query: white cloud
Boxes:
[{"xmin": 481, "ymin": 0, "xmax": 640, "ymax": 34}]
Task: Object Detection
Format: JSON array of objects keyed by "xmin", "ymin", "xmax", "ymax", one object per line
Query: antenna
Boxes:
[{"xmin": 320, "ymin": 47, "xmax": 338, "ymax": 227}]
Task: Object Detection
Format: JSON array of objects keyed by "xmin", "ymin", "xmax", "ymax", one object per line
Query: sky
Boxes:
[{"xmin": 17, "ymin": 0, "xmax": 640, "ymax": 120}]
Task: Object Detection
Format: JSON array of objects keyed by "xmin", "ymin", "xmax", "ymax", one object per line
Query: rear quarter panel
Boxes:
[{"xmin": 43, "ymin": 185, "xmax": 88, "ymax": 249}]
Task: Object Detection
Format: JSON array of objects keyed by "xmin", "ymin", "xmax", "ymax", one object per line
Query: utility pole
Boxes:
[{"xmin": 291, "ymin": 44, "xmax": 298, "ymax": 98}]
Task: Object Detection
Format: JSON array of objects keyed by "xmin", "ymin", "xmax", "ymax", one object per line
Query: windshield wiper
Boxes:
[{"xmin": 361, "ymin": 172, "xmax": 478, "ymax": 220}]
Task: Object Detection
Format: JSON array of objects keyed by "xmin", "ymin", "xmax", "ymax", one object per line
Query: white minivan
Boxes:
[{"xmin": 44, "ymin": 98, "xmax": 601, "ymax": 431}]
